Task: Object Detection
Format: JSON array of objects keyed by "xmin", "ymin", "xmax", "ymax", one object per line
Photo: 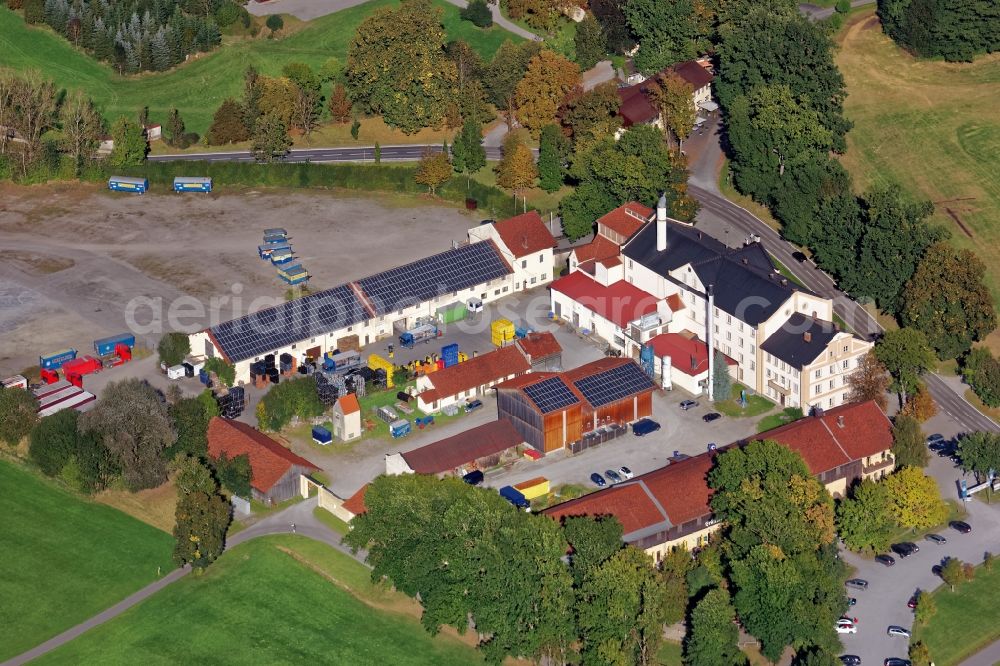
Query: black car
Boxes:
[
  {"xmin": 950, "ymin": 520, "xmax": 972, "ymax": 534},
  {"xmin": 891, "ymin": 542, "xmax": 919, "ymax": 558},
  {"xmin": 464, "ymin": 399, "xmax": 484, "ymax": 413},
  {"xmin": 875, "ymin": 554, "xmax": 896, "ymax": 567},
  {"xmin": 462, "ymin": 470, "xmax": 484, "ymax": 486},
  {"xmin": 703, "ymin": 412, "xmax": 722, "ymax": 423},
  {"xmin": 792, "ymin": 251, "xmax": 809, "ymax": 263},
  {"xmin": 884, "ymin": 659, "xmax": 911, "ymax": 666},
  {"xmin": 839, "ymin": 657, "xmax": 861, "ymax": 666}
]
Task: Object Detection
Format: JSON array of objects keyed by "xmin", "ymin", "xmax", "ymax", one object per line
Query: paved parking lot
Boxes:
[{"xmin": 837, "ymin": 410, "xmax": 1000, "ymax": 665}]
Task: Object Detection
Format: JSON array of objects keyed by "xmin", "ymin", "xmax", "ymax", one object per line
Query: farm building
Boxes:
[
  {"xmin": 516, "ymin": 331, "xmax": 563, "ymax": 371},
  {"xmin": 206, "ymin": 417, "xmax": 320, "ymax": 505},
  {"xmin": 543, "ymin": 401, "xmax": 893, "ymax": 562},
  {"xmin": 384, "ymin": 420, "xmax": 525, "ymax": 476},
  {"xmin": 190, "ymin": 213, "xmax": 558, "ymax": 385},
  {"xmin": 414, "ymin": 332, "xmax": 561, "ymax": 412},
  {"xmin": 495, "ymin": 358, "xmax": 656, "ymax": 455},
  {"xmin": 332, "ymin": 393, "xmax": 362, "ymax": 442}
]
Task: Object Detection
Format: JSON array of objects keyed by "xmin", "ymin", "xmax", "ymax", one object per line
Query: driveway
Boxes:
[{"xmin": 837, "ymin": 421, "xmax": 1000, "ymax": 665}]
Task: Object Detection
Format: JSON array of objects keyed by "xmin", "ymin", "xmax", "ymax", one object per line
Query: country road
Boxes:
[{"xmin": 149, "ymin": 144, "xmax": 504, "ymax": 163}]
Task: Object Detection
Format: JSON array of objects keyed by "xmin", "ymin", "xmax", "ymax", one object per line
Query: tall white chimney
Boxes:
[
  {"xmin": 656, "ymin": 193, "xmax": 667, "ymax": 252},
  {"xmin": 707, "ymin": 285, "xmax": 715, "ymax": 401}
]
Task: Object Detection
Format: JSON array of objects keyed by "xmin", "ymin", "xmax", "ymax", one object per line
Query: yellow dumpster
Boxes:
[{"xmin": 514, "ymin": 476, "xmax": 550, "ymax": 500}]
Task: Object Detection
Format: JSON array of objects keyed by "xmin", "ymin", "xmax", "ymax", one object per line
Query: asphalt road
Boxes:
[
  {"xmin": 149, "ymin": 145, "xmax": 505, "ymax": 163},
  {"xmin": 798, "ymin": 0, "xmax": 875, "ymax": 20}
]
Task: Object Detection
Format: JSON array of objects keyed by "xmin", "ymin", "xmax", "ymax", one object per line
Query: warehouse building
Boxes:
[
  {"xmin": 384, "ymin": 420, "xmax": 525, "ymax": 476},
  {"xmin": 191, "ymin": 214, "xmax": 558, "ymax": 385},
  {"xmin": 495, "ymin": 358, "xmax": 656, "ymax": 454},
  {"xmin": 543, "ymin": 400, "xmax": 893, "ymax": 561}
]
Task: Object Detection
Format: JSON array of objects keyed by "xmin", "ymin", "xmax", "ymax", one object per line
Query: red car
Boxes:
[{"xmin": 907, "ymin": 594, "xmax": 918, "ymax": 609}]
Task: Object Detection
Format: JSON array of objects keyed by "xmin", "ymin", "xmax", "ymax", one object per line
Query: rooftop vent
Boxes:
[{"xmin": 837, "ymin": 415, "xmax": 845, "ymax": 428}]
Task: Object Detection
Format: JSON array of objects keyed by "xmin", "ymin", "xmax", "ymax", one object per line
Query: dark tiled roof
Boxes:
[
  {"xmin": 671, "ymin": 60, "xmax": 713, "ymax": 90},
  {"xmin": 761, "ymin": 313, "xmax": 840, "ymax": 369},
  {"xmin": 400, "ymin": 420, "xmax": 524, "ymax": 474},
  {"xmin": 623, "ymin": 221, "xmax": 801, "ymax": 326}
]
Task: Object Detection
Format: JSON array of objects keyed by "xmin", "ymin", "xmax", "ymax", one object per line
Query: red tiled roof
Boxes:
[
  {"xmin": 342, "ymin": 484, "xmax": 368, "ymax": 517},
  {"xmin": 597, "ymin": 203, "xmax": 652, "ymax": 239},
  {"xmin": 550, "ymin": 271, "xmax": 660, "ymax": 328},
  {"xmin": 671, "ymin": 60, "xmax": 713, "ymax": 90},
  {"xmin": 337, "ymin": 393, "xmax": 360, "ymax": 415},
  {"xmin": 207, "ymin": 417, "xmax": 319, "ymax": 493},
  {"xmin": 645, "ymin": 333, "xmax": 734, "ymax": 377},
  {"xmin": 515, "ymin": 332, "xmax": 562, "ymax": 361},
  {"xmin": 543, "ymin": 401, "xmax": 891, "ymax": 538},
  {"xmin": 494, "ymin": 211, "xmax": 557, "ymax": 259},
  {"xmin": 401, "ymin": 420, "xmax": 524, "ymax": 474},
  {"xmin": 423, "ymin": 345, "xmax": 530, "ymax": 400},
  {"xmin": 600, "ymin": 257, "xmax": 623, "ymax": 268},
  {"xmin": 572, "ymin": 235, "xmax": 621, "ymax": 265}
]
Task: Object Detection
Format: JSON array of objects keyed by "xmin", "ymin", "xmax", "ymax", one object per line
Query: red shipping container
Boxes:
[{"xmin": 436, "ymin": 359, "xmax": 445, "ymax": 370}]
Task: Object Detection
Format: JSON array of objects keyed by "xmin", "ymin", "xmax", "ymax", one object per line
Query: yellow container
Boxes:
[
  {"xmin": 458, "ymin": 352, "xmax": 468, "ymax": 363},
  {"xmin": 491, "ymin": 318, "xmax": 515, "ymax": 347},
  {"xmin": 368, "ymin": 353, "xmax": 395, "ymax": 389},
  {"xmin": 514, "ymin": 476, "xmax": 549, "ymax": 500}
]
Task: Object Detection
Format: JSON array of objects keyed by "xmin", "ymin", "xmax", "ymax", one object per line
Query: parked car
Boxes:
[
  {"xmin": 632, "ymin": 418, "xmax": 661, "ymax": 436},
  {"xmin": 835, "ymin": 620, "xmax": 857, "ymax": 635},
  {"xmin": 839, "ymin": 656, "xmax": 861, "ymax": 666},
  {"xmin": 936, "ymin": 444, "xmax": 957, "ymax": 458},
  {"xmin": 590, "ymin": 472, "xmax": 607, "ymax": 488},
  {"xmin": 618, "ymin": 466, "xmax": 634, "ymax": 479},
  {"xmin": 887, "ymin": 626, "xmax": 911, "ymax": 639},
  {"xmin": 847, "ymin": 597, "xmax": 856, "ymax": 607},
  {"xmin": 845, "ymin": 578, "xmax": 869, "ymax": 590},
  {"xmin": 479, "ymin": 219, "xmax": 495, "ymax": 226},
  {"xmin": 703, "ymin": 412, "xmax": 722, "ymax": 423},
  {"xmin": 950, "ymin": 520, "xmax": 972, "ymax": 534},
  {"xmin": 907, "ymin": 593, "xmax": 919, "ymax": 609},
  {"xmin": 464, "ymin": 399, "xmax": 483, "ymax": 413},
  {"xmin": 891, "ymin": 542, "xmax": 919, "ymax": 558},
  {"xmin": 605, "ymin": 469, "xmax": 622, "ymax": 484},
  {"xmin": 926, "ymin": 533, "xmax": 947, "ymax": 545},
  {"xmin": 680, "ymin": 400, "xmax": 699, "ymax": 410},
  {"xmin": 884, "ymin": 659, "xmax": 911, "ymax": 666},
  {"xmin": 462, "ymin": 470, "xmax": 484, "ymax": 486},
  {"xmin": 926, "ymin": 433, "xmax": 945, "ymax": 445},
  {"xmin": 875, "ymin": 554, "xmax": 896, "ymax": 567}
]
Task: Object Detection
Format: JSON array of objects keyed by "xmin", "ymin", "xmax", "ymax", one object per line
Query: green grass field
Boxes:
[
  {"xmin": 37, "ymin": 536, "xmax": 484, "ymax": 665},
  {"xmin": 0, "ymin": 460, "xmax": 175, "ymax": 661},
  {"xmin": 0, "ymin": 1, "xmax": 519, "ymax": 135},
  {"xmin": 912, "ymin": 561, "xmax": 1000, "ymax": 665},
  {"xmin": 836, "ymin": 10, "xmax": 1000, "ymax": 321}
]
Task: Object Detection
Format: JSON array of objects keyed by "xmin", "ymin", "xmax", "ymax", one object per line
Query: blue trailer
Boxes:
[
  {"xmin": 263, "ymin": 232, "xmax": 288, "ymax": 244},
  {"xmin": 263, "ymin": 228, "xmax": 287, "ymax": 237},
  {"xmin": 277, "ymin": 264, "xmax": 310, "ymax": 286},
  {"xmin": 312, "ymin": 425, "xmax": 333, "ymax": 445},
  {"xmin": 108, "ymin": 176, "xmax": 148, "ymax": 193},
  {"xmin": 93, "ymin": 333, "xmax": 135, "ymax": 357},
  {"xmin": 499, "ymin": 485, "xmax": 531, "ymax": 510},
  {"xmin": 40, "ymin": 349, "xmax": 78, "ymax": 370},
  {"xmin": 258, "ymin": 242, "xmax": 291, "ymax": 259},
  {"xmin": 173, "ymin": 176, "xmax": 212, "ymax": 193},
  {"xmin": 269, "ymin": 248, "xmax": 296, "ymax": 265},
  {"xmin": 399, "ymin": 323, "xmax": 439, "ymax": 349},
  {"xmin": 390, "ymin": 419, "xmax": 411, "ymax": 438}
]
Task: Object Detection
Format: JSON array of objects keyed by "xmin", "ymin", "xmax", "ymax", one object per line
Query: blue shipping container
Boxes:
[
  {"xmin": 40, "ymin": 349, "xmax": 78, "ymax": 370},
  {"xmin": 312, "ymin": 426, "xmax": 333, "ymax": 445},
  {"xmin": 173, "ymin": 176, "xmax": 212, "ymax": 192},
  {"xmin": 108, "ymin": 176, "xmax": 148, "ymax": 193},
  {"xmin": 93, "ymin": 333, "xmax": 136, "ymax": 356}
]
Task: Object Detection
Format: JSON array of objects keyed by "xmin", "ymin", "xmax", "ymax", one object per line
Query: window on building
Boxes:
[
  {"xmin": 530, "ymin": 277, "xmax": 537, "ymax": 285},
  {"xmin": 494, "ymin": 289, "xmax": 500, "ymax": 295},
  {"xmin": 815, "ymin": 369, "xmax": 822, "ymax": 379},
  {"xmin": 521, "ymin": 260, "xmax": 527, "ymax": 268},
  {"xmin": 739, "ymin": 353, "xmax": 743, "ymax": 363},
  {"xmin": 829, "ymin": 380, "xmax": 835, "ymax": 390},
  {"xmin": 726, "ymin": 332, "xmax": 731, "ymax": 341},
  {"xmin": 793, "ymin": 383, "xmax": 798, "ymax": 393},
  {"xmin": 539, "ymin": 254, "xmax": 544, "ymax": 263},
  {"xmin": 750, "ymin": 344, "xmax": 755, "ymax": 354},
  {"xmin": 515, "ymin": 282, "xmax": 520, "ymax": 290},
  {"xmin": 714, "ymin": 324, "xmax": 719, "ymax": 334},
  {"xmin": 828, "ymin": 397, "xmax": 834, "ymax": 407},
  {"xmin": 541, "ymin": 274, "xmax": 548, "ymax": 281},
  {"xmin": 767, "ymin": 369, "xmax": 772, "ymax": 379},
  {"xmin": 628, "ymin": 260, "xmax": 633, "ymax": 269},
  {"xmin": 750, "ymin": 361, "xmax": 755, "ymax": 370},
  {"xmin": 842, "ymin": 360, "xmax": 849, "ymax": 369},
  {"xmin": 843, "ymin": 345, "xmax": 849, "ymax": 353},
  {"xmin": 814, "ymin": 385, "xmax": 821, "ymax": 396},
  {"xmin": 502, "ymin": 286, "xmax": 509, "ymax": 293},
  {"xmin": 348, "ymin": 326, "xmax": 353, "ymax": 332}
]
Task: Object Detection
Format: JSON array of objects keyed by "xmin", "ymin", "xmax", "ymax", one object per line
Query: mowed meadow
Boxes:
[
  {"xmin": 836, "ymin": 10, "xmax": 1000, "ymax": 335},
  {"xmin": 0, "ymin": 0, "xmax": 519, "ymax": 135}
]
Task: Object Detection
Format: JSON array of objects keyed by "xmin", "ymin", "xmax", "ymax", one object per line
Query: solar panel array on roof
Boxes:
[
  {"xmin": 210, "ymin": 283, "xmax": 369, "ymax": 362},
  {"xmin": 357, "ymin": 242, "xmax": 510, "ymax": 315},
  {"xmin": 573, "ymin": 362, "xmax": 654, "ymax": 408},
  {"xmin": 523, "ymin": 376, "xmax": 578, "ymax": 414}
]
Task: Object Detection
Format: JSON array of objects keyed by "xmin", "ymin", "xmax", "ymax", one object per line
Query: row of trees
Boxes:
[
  {"xmin": 15, "ymin": 0, "xmax": 226, "ymax": 73},
  {"xmin": 877, "ymin": 0, "xmax": 1000, "ymax": 62}
]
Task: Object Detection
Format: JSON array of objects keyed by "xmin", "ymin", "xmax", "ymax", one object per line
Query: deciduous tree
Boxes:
[
  {"xmin": 901, "ymin": 242, "xmax": 997, "ymax": 360},
  {"xmin": 909, "ymin": 640, "xmax": 933, "ymax": 666},
  {"xmin": 684, "ymin": 587, "xmax": 745, "ymax": 666},
  {"xmin": 561, "ymin": 514, "xmax": 624, "ymax": 586},
  {"xmin": 836, "ymin": 478, "xmax": 894, "ymax": 554},
  {"xmin": 173, "ymin": 453, "xmax": 218, "ymax": 495},
  {"xmin": 29, "ymin": 409, "xmax": 79, "ymax": 476},
  {"xmin": 0, "ymin": 386, "xmax": 39, "ymax": 446},
  {"xmin": 591, "ymin": 0, "xmax": 635, "ymax": 54},
  {"xmin": 899, "ymin": 381, "xmax": 937, "ymax": 423},
  {"xmin": 623, "ymin": 0, "xmax": 699, "ymax": 74},
  {"xmin": 173, "ymin": 488, "xmax": 231, "ymax": 569},
  {"xmin": 283, "ymin": 62, "xmax": 323, "ymax": 135},
  {"xmin": 265, "ymin": 13, "xmax": 283, "ymax": 34},
  {"xmin": 207, "ymin": 98, "xmax": 249, "ymax": 145},
  {"xmin": 59, "ymin": 90, "xmax": 102, "ymax": 175},
  {"xmin": 537, "ymin": 123, "xmax": 568, "ymax": 192},
  {"xmin": 574, "ymin": 14, "xmax": 606, "ymax": 70},
  {"xmin": 79, "ymin": 379, "xmax": 175, "ymax": 491},
  {"xmin": 251, "ymin": 112, "xmax": 291, "ymax": 163},
  {"xmin": 515, "ymin": 49, "xmax": 581, "ymax": 138},
  {"xmin": 158, "ymin": 332, "xmax": 191, "ymax": 367},
  {"xmin": 166, "ymin": 397, "xmax": 210, "ymax": 460},
  {"xmin": 847, "ymin": 352, "xmax": 890, "ymax": 411},
  {"xmin": 451, "ymin": 115, "xmax": 486, "ymax": 175},
  {"xmin": 963, "ymin": 348, "xmax": 1000, "ymax": 408},
  {"xmin": 212, "ymin": 451, "xmax": 252, "ymax": 497},
  {"xmin": 940, "ymin": 556, "xmax": 966, "ymax": 591},
  {"xmin": 914, "ymin": 590, "xmax": 936, "ymax": 625},
  {"xmin": 648, "ymin": 71, "xmax": 695, "ymax": 148},
  {"xmin": 882, "ymin": 467, "xmax": 949, "ymax": 530},
  {"xmin": 558, "ymin": 81, "xmax": 621, "ymax": 144},
  {"xmin": 327, "ymin": 83, "xmax": 352, "ymax": 123},
  {"xmin": 484, "ymin": 40, "xmax": 541, "ymax": 129},
  {"xmin": 415, "ymin": 149, "xmax": 452, "ymax": 194},
  {"xmin": 495, "ymin": 133, "xmax": 537, "ymax": 194},
  {"xmin": 957, "ymin": 431, "xmax": 1000, "ymax": 485},
  {"xmin": 892, "ymin": 414, "xmax": 929, "ymax": 468},
  {"xmin": 874, "ymin": 328, "xmax": 936, "ymax": 406},
  {"xmin": 108, "ymin": 115, "xmax": 148, "ymax": 167}
]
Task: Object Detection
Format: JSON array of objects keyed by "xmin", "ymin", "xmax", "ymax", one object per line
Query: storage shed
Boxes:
[
  {"xmin": 384, "ymin": 420, "xmax": 525, "ymax": 476},
  {"xmin": 332, "ymin": 393, "xmax": 362, "ymax": 441}
]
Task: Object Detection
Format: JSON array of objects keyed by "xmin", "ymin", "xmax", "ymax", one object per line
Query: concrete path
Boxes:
[
  {"xmin": 247, "ymin": 0, "xmax": 540, "ymax": 40},
  {"xmin": 798, "ymin": 0, "xmax": 875, "ymax": 21},
  {"xmin": 1, "ymin": 497, "xmax": 358, "ymax": 666}
]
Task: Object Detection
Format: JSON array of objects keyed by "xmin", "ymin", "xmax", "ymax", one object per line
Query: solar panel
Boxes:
[
  {"xmin": 572, "ymin": 362, "xmax": 654, "ymax": 408},
  {"xmin": 523, "ymin": 377, "xmax": 578, "ymax": 414},
  {"xmin": 210, "ymin": 283, "xmax": 369, "ymax": 362},
  {"xmin": 357, "ymin": 242, "xmax": 511, "ymax": 315}
]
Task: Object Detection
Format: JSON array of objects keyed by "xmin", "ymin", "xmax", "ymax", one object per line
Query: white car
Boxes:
[
  {"xmin": 887, "ymin": 626, "xmax": 911, "ymax": 639},
  {"xmin": 835, "ymin": 620, "xmax": 857, "ymax": 635},
  {"xmin": 618, "ymin": 466, "xmax": 634, "ymax": 480}
]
